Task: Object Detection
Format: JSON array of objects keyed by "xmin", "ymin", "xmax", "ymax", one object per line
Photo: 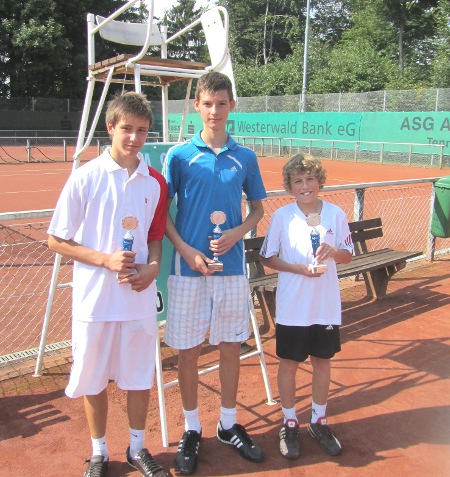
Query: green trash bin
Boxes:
[{"xmin": 431, "ymin": 176, "xmax": 450, "ymax": 238}]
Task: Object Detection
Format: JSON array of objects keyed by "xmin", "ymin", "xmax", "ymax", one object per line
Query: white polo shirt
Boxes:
[
  {"xmin": 48, "ymin": 150, "xmax": 162, "ymax": 322},
  {"xmin": 260, "ymin": 201, "xmax": 353, "ymax": 327}
]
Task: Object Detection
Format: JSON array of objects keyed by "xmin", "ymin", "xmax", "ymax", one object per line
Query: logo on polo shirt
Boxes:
[{"xmin": 326, "ymin": 229, "xmax": 333, "ymax": 235}]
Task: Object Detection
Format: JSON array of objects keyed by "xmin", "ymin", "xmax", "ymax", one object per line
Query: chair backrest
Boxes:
[
  {"xmin": 200, "ymin": 7, "xmax": 236, "ymax": 98},
  {"xmin": 96, "ymin": 15, "xmax": 162, "ymax": 47}
]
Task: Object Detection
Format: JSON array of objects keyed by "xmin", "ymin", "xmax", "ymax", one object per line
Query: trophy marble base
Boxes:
[
  {"xmin": 308, "ymin": 263, "xmax": 328, "ymax": 274},
  {"xmin": 208, "ymin": 261, "xmax": 223, "ymax": 272}
]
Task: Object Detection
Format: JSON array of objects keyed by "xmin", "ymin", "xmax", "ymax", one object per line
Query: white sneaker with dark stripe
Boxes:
[
  {"xmin": 279, "ymin": 419, "xmax": 300, "ymax": 459},
  {"xmin": 216, "ymin": 422, "xmax": 265, "ymax": 463}
]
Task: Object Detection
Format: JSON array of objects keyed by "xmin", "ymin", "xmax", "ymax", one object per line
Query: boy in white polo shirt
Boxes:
[
  {"xmin": 260, "ymin": 154, "xmax": 353, "ymax": 460},
  {"xmin": 48, "ymin": 92, "xmax": 168, "ymax": 477}
]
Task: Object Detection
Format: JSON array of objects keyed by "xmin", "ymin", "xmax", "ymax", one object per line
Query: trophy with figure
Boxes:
[
  {"xmin": 208, "ymin": 211, "xmax": 226, "ymax": 271},
  {"xmin": 306, "ymin": 213, "xmax": 328, "ymax": 273},
  {"xmin": 118, "ymin": 215, "xmax": 139, "ymax": 279}
]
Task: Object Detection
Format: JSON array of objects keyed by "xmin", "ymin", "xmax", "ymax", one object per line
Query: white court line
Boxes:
[
  {"xmin": 1, "ymin": 189, "xmax": 62, "ymax": 195},
  {"xmin": 0, "ymin": 170, "xmax": 70, "ymax": 178}
]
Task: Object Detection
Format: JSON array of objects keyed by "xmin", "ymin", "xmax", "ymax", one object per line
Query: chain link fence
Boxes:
[
  {"xmin": 1, "ymin": 88, "xmax": 449, "ymax": 114},
  {"xmin": 1, "ymin": 179, "xmax": 449, "ymax": 374},
  {"xmin": 0, "ymin": 134, "xmax": 160, "ymax": 164}
]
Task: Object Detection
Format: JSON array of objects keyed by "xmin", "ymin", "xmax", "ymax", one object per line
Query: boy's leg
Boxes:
[
  {"xmin": 178, "ymin": 344, "xmax": 203, "ymax": 412},
  {"xmin": 277, "ymin": 358, "xmax": 299, "ymax": 409},
  {"xmin": 127, "ymin": 389, "xmax": 150, "ymax": 430},
  {"xmin": 125, "ymin": 389, "xmax": 168, "ymax": 477},
  {"xmin": 310, "ymin": 356, "xmax": 331, "ymax": 406},
  {"xmin": 174, "ymin": 345, "xmax": 203, "ymax": 476},
  {"xmin": 84, "ymin": 390, "xmax": 108, "ymax": 439},
  {"xmin": 308, "ymin": 356, "xmax": 342, "ymax": 456},
  {"xmin": 277, "ymin": 359, "xmax": 301, "ymax": 459},
  {"xmin": 216, "ymin": 341, "xmax": 265, "ymax": 463},
  {"xmin": 218, "ymin": 341, "xmax": 241, "ymax": 409},
  {"xmin": 83, "ymin": 390, "xmax": 109, "ymax": 477}
]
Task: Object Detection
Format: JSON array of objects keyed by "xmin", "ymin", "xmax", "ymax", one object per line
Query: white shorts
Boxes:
[
  {"xmin": 66, "ymin": 318, "xmax": 157, "ymax": 398},
  {"xmin": 164, "ymin": 275, "xmax": 251, "ymax": 349}
]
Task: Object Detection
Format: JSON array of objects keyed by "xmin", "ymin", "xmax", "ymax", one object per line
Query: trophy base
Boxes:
[
  {"xmin": 308, "ymin": 263, "xmax": 328, "ymax": 274},
  {"xmin": 208, "ymin": 261, "xmax": 223, "ymax": 272},
  {"xmin": 116, "ymin": 269, "xmax": 137, "ymax": 280}
]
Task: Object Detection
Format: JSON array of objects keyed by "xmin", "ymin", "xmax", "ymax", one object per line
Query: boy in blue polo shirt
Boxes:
[{"xmin": 163, "ymin": 72, "xmax": 267, "ymax": 475}]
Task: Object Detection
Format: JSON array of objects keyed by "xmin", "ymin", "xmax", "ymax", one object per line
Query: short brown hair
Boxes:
[
  {"xmin": 282, "ymin": 154, "xmax": 327, "ymax": 192},
  {"xmin": 195, "ymin": 72, "xmax": 234, "ymax": 101},
  {"xmin": 105, "ymin": 91, "xmax": 153, "ymax": 128}
]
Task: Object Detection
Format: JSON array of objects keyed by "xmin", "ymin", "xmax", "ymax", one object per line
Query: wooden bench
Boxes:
[{"xmin": 245, "ymin": 218, "xmax": 422, "ymax": 332}]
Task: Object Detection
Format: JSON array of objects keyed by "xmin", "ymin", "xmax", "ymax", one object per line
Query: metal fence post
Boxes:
[
  {"xmin": 426, "ymin": 182, "xmax": 437, "ymax": 261},
  {"xmin": 353, "ymin": 188, "xmax": 365, "ymax": 221},
  {"xmin": 26, "ymin": 139, "xmax": 31, "ymax": 162}
]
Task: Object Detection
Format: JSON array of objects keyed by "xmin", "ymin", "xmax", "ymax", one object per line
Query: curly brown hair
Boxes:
[{"xmin": 282, "ymin": 154, "xmax": 327, "ymax": 193}]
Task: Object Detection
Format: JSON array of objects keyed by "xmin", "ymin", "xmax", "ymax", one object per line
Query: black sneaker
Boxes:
[
  {"xmin": 308, "ymin": 417, "xmax": 342, "ymax": 456},
  {"xmin": 279, "ymin": 419, "xmax": 300, "ymax": 459},
  {"xmin": 217, "ymin": 422, "xmax": 265, "ymax": 463},
  {"xmin": 83, "ymin": 455, "xmax": 108, "ymax": 477},
  {"xmin": 174, "ymin": 430, "xmax": 201, "ymax": 475},
  {"xmin": 126, "ymin": 447, "xmax": 168, "ymax": 477}
]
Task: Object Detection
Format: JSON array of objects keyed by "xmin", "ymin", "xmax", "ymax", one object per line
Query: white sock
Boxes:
[
  {"xmin": 281, "ymin": 406, "xmax": 297, "ymax": 424},
  {"xmin": 220, "ymin": 406, "xmax": 237, "ymax": 430},
  {"xmin": 184, "ymin": 408, "xmax": 202, "ymax": 433},
  {"xmin": 130, "ymin": 428, "xmax": 145, "ymax": 457},
  {"xmin": 311, "ymin": 401, "xmax": 327, "ymax": 423},
  {"xmin": 91, "ymin": 436, "xmax": 108, "ymax": 459}
]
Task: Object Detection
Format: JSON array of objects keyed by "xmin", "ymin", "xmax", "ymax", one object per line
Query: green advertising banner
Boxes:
[
  {"xmin": 359, "ymin": 112, "xmax": 450, "ymax": 153},
  {"xmin": 141, "ymin": 142, "xmax": 178, "ymax": 322},
  {"xmin": 169, "ymin": 111, "xmax": 450, "ymax": 154}
]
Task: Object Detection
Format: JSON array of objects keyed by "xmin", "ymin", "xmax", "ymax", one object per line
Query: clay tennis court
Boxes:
[
  {"xmin": 0, "ymin": 154, "xmax": 447, "ymax": 213},
  {"xmin": 1, "ymin": 156, "xmax": 450, "ymax": 477}
]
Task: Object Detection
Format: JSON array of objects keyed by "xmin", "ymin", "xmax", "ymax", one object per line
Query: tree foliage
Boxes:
[
  {"xmin": 1, "ymin": 0, "xmax": 449, "ymax": 99},
  {"xmin": 0, "ymin": 0, "xmax": 132, "ymax": 98}
]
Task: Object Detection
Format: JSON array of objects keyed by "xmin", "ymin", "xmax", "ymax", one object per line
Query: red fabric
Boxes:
[{"xmin": 147, "ymin": 166, "xmax": 168, "ymax": 241}]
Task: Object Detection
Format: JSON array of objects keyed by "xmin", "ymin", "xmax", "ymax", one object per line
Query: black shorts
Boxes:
[{"xmin": 276, "ymin": 323, "xmax": 341, "ymax": 362}]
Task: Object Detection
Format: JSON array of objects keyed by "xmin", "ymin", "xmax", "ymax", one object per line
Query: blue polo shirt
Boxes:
[{"xmin": 164, "ymin": 131, "xmax": 267, "ymax": 277}]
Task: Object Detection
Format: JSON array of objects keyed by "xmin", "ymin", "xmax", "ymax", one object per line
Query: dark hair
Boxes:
[
  {"xmin": 195, "ymin": 72, "xmax": 234, "ymax": 101},
  {"xmin": 105, "ymin": 91, "xmax": 153, "ymax": 128},
  {"xmin": 282, "ymin": 154, "xmax": 327, "ymax": 192}
]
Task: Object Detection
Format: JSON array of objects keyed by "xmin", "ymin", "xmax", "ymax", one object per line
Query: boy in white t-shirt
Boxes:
[
  {"xmin": 260, "ymin": 154, "xmax": 353, "ymax": 460},
  {"xmin": 47, "ymin": 92, "xmax": 168, "ymax": 477}
]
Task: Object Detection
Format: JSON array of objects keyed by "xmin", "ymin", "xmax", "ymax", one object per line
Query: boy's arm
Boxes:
[
  {"xmin": 260, "ymin": 253, "xmax": 313, "ymax": 276},
  {"xmin": 210, "ymin": 199, "xmax": 264, "ymax": 257},
  {"xmin": 48, "ymin": 235, "xmax": 136, "ymax": 275},
  {"xmin": 315, "ymin": 244, "xmax": 352, "ymax": 264},
  {"xmin": 260, "ymin": 246, "xmax": 352, "ymax": 276},
  {"xmin": 165, "ymin": 199, "xmax": 215, "ymax": 275}
]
